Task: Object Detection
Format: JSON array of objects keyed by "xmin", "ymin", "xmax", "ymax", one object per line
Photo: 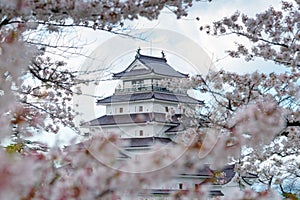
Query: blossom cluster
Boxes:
[
  {"xmin": 0, "ymin": 29, "xmax": 36, "ymax": 137},
  {"xmin": 194, "ymin": 1, "xmax": 300, "ymax": 194},
  {"xmin": 0, "ymin": 0, "xmax": 199, "ymax": 33},
  {"xmin": 201, "ymin": 0, "xmax": 300, "ymax": 70},
  {"xmin": 160, "ymin": 64, "xmax": 299, "ymax": 190},
  {"xmin": 0, "ymin": 0, "xmax": 299, "ymax": 199}
]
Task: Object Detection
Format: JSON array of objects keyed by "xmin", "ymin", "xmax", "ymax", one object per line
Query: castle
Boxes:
[{"xmin": 83, "ymin": 49, "xmax": 255, "ymax": 198}]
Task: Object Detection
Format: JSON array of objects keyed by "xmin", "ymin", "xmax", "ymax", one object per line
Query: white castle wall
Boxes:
[
  {"xmin": 101, "ymin": 123, "xmax": 170, "ymax": 138},
  {"xmin": 106, "ymin": 101, "xmax": 181, "ymax": 115}
]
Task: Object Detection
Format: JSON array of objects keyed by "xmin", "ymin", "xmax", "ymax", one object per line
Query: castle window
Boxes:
[
  {"xmin": 119, "ymin": 107, "xmax": 123, "ymax": 113},
  {"xmin": 165, "ymin": 106, "xmax": 169, "ymax": 112},
  {"xmin": 179, "ymin": 183, "xmax": 183, "ymax": 190},
  {"xmin": 139, "ymin": 106, "xmax": 143, "ymax": 112},
  {"xmin": 139, "ymin": 130, "xmax": 143, "ymax": 136}
]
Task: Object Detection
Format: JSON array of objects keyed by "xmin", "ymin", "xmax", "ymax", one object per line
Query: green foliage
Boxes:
[{"xmin": 6, "ymin": 143, "xmax": 24, "ymax": 154}]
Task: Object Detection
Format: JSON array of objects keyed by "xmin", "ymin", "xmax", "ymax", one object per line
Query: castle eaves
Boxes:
[{"xmin": 97, "ymin": 92, "xmax": 203, "ymax": 105}]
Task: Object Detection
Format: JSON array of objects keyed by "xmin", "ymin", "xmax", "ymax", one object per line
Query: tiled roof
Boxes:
[
  {"xmin": 140, "ymin": 189, "xmax": 223, "ymax": 197},
  {"xmin": 121, "ymin": 137, "xmax": 174, "ymax": 148},
  {"xmin": 113, "ymin": 68, "xmax": 151, "ymax": 77},
  {"xmin": 165, "ymin": 124, "xmax": 186, "ymax": 132},
  {"xmin": 180, "ymin": 165, "xmax": 212, "ymax": 177},
  {"xmin": 63, "ymin": 137, "xmax": 173, "ymax": 155},
  {"xmin": 180, "ymin": 164, "xmax": 236, "ymax": 185},
  {"xmin": 87, "ymin": 112, "xmax": 181, "ymax": 126},
  {"xmin": 113, "ymin": 54, "xmax": 188, "ymax": 78},
  {"xmin": 219, "ymin": 164, "xmax": 236, "ymax": 184},
  {"xmin": 97, "ymin": 91, "xmax": 203, "ymax": 104}
]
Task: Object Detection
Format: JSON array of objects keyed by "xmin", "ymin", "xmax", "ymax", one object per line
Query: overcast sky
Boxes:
[{"xmin": 71, "ymin": 0, "xmax": 284, "ymax": 74}]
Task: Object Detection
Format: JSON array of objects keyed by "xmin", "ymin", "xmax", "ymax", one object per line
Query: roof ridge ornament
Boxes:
[
  {"xmin": 136, "ymin": 47, "xmax": 141, "ymax": 58},
  {"xmin": 161, "ymin": 50, "xmax": 165, "ymax": 58}
]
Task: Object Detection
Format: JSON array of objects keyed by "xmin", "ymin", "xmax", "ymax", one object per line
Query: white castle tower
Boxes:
[{"xmin": 86, "ymin": 49, "xmax": 202, "ymax": 140}]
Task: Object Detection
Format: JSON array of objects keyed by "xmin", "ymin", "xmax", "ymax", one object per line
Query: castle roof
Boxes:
[
  {"xmin": 113, "ymin": 53, "xmax": 188, "ymax": 78},
  {"xmin": 121, "ymin": 137, "xmax": 175, "ymax": 148},
  {"xmin": 165, "ymin": 124, "xmax": 186, "ymax": 133},
  {"xmin": 180, "ymin": 164, "xmax": 236, "ymax": 185},
  {"xmin": 97, "ymin": 91, "xmax": 203, "ymax": 105},
  {"xmin": 86, "ymin": 112, "xmax": 181, "ymax": 126},
  {"xmin": 140, "ymin": 189, "xmax": 223, "ymax": 197}
]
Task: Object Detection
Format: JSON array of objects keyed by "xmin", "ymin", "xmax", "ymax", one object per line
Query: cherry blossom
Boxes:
[
  {"xmin": 0, "ymin": 0, "xmax": 299, "ymax": 199},
  {"xmin": 201, "ymin": 0, "xmax": 300, "ymax": 70}
]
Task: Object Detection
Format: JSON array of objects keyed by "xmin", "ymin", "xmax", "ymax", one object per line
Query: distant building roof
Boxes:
[
  {"xmin": 180, "ymin": 164, "xmax": 236, "ymax": 185},
  {"xmin": 97, "ymin": 91, "xmax": 203, "ymax": 104},
  {"xmin": 86, "ymin": 112, "xmax": 181, "ymax": 126},
  {"xmin": 219, "ymin": 164, "xmax": 236, "ymax": 184},
  {"xmin": 113, "ymin": 53, "xmax": 188, "ymax": 78}
]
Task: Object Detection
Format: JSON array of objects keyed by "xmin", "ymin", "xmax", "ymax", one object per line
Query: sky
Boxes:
[
  {"xmin": 37, "ymin": 0, "xmax": 286, "ymax": 146},
  {"xmin": 69, "ymin": 0, "xmax": 284, "ymax": 73}
]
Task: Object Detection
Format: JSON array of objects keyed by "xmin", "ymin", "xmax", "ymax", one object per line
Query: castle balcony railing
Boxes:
[{"xmin": 115, "ymin": 84, "xmax": 186, "ymax": 95}]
